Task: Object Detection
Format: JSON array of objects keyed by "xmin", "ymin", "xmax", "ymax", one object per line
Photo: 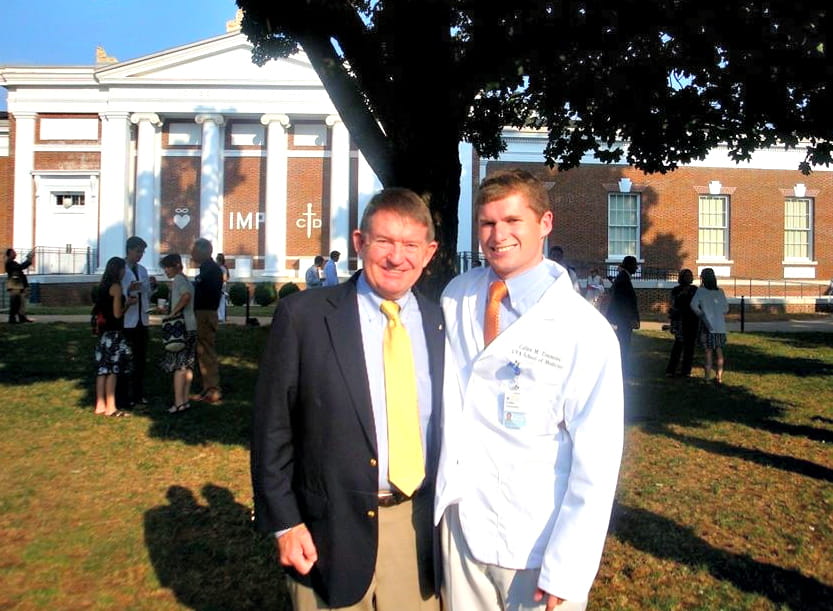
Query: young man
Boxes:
[
  {"xmin": 190, "ymin": 238, "xmax": 223, "ymax": 404},
  {"xmin": 119, "ymin": 236, "xmax": 155, "ymax": 407},
  {"xmin": 5, "ymin": 248, "xmax": 34, "ymax": 323},
  {"xmin": 322, "ymin": 250, "xmax": 341, "ymax": 286},
  {"xmin": 304, "ymin": 255, "xmax": 325, "ymax": 288},
  {"xmin": 606, "ymin": 255, "xmax": 641, "ymax": 376},
  {"xmin": 252, "ymin": 188, "xmax": 443, "ymax": 610},
  {"xmin": 437, "ymin": 169, "xmax": 623, "ymax": 610}
]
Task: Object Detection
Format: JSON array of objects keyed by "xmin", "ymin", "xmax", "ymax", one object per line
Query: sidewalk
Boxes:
[
  {"xmin": 13, "ymin": 314, "xmax": 833, "ymax": 332},
  {"xmin": 640, "ymin": 317, "xmax": 833, "ymax": 333},
  {"xmin": 9, "ymin": 314, "xmax": 275, "ymax": 326}
]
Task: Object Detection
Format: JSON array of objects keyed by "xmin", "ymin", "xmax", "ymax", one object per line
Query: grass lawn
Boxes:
[{"xmin": 1, "ymin": 323, "xmax": 831, "ymax": 610}]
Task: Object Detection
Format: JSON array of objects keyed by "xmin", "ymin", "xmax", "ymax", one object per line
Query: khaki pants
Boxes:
[
  {"xmin": 195, "ymin": 309, "xmax": 220, "ymax": 391},
  {"xmin": 288, "ymin": 497, "xmax": 439, "ymax": 611},
  {"xmin": 441, "ymin": 505, "xmax": 587, "ymax": 611}
]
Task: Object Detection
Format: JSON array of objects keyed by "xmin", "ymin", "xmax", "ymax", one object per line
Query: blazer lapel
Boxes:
[{"xmin": 325, "ymin": 275, "xmax": 378, "ymax": 452}]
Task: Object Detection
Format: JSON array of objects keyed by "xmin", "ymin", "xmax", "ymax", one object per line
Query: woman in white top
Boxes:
[
  {"xmin": 159, "ymin": 253, "xmax": 198, "ymax": 412},
  {"xmin": 690, "ymin": 267, "xmax": 729, "ymax": 384}
]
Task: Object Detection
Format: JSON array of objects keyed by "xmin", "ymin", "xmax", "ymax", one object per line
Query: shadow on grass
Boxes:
[
  {"xmin": 659, "ymin": 429, "xmax": 833, "ymax": 483},
  {"xmin": 0, "ymin": 322, "xmax": 269, "ymax": 447},
  {"xmin": 629, "ymin": 333, "xmax": 833, "ymax": 442},
  {"xmin": 611, "ymin": 503, "xmax": 833, "ymax": 609},
  {"xmin": 144, "ymin": 484, "xmax": 288, "ymax": 610}
]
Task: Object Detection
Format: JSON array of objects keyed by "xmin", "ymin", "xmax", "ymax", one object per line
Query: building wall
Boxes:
[
  {"xmin": 0, "ymin": 118, "xmax": 12, "ymax": 248},
  {"xmin": 223, "ymin": 155, "xmax": 266, "ymax": 259},
  {"xmin": 486, "ymin": 160, "xmax": 833, "ymax": 282},
  {"xmin": 160, "ymin": 156, "xmax": 200, "ymax": 256}
]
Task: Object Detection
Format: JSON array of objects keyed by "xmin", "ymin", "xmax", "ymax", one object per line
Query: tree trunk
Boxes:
[{"xmin": 386, "ymin": 135, "xmax": 462, "ymax": 301}]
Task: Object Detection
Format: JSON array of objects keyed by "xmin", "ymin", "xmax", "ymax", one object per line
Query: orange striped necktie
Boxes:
[
  {"xmin": 380, "ymin": 300, "xmax": 424, "ymax": 496},
  {"xmin": 484, "ymin": 280, "xmax": 508, "ymax": 347}
]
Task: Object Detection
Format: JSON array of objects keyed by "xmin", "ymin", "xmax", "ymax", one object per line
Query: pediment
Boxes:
[{"xmin": 96, "ymin": 32, "xmax": 321, "ymax": 87}]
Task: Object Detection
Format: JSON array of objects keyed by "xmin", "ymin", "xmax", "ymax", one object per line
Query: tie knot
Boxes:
[
  {"xmin": 488, "ymin": 280, "xmax": 508, "ymax": 304},
  {"xmin": 380, "ymin": 300, "xmax": 401, "ymax": 325}
]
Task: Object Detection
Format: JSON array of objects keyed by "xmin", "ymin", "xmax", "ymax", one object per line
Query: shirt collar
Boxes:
[
  {"xmin": 488, "ymin": 259, "xmax": 552, "ymax": 315},
  {"xmin": 357, "ymin": 271, "xmax": 414, "ymax": 314}
]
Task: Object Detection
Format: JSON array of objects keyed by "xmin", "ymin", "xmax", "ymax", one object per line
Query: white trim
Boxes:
[{"xmin": 33, "ymin": 144, "xmax": 102, "ymax": 152}]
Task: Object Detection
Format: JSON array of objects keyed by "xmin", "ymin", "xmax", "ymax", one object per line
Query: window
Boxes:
[
  {"xmin": 607, "ymin": 193, "xmax": 640, "ymax": 258},
  {"xmin": 698, "ymin": 195, "xmax": 729, "ymax": 259},
  {"xmin": 54, "ymin": 193, "xmax": 85, "ymax": 209},
  {"xmin": 784, "ymin": 197, "xmax": 813, "ymax": 260}
]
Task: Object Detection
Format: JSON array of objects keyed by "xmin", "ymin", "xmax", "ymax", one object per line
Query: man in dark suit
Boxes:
[
  {"xmin": 251, "ymin": 188, "xmax": 443, "ymax": 610},
  {"xmin": 606, "ymin": 255, "xmax": 640, "ymax": 376}
]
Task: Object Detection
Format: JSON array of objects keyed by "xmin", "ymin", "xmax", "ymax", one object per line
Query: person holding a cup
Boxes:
[{"xmin": 158, "ymin": 253, "xmax": 197, "ymax": 413}]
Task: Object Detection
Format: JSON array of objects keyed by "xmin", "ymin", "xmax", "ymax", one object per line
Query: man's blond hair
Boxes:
[{"xmin": 475, "ymin": 169, "xmax": 550, "ymax": 219}]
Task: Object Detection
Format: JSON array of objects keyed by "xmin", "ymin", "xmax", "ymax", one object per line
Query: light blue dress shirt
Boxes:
[
  {"xmin": 488, "ymin": 259, "xmax": 555, "ymax": 331},
  {"xmin": 356, "ymin": 272, "xmax": 433, "ymax": 491}
]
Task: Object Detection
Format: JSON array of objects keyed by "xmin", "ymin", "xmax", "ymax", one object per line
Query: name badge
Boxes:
[
  {"xmin": 502, "ymin": 360, "xmax": 525, "ymax": 429},
  {"xmin": 502, "ymin": 390, "xmax": 526, "ymax": 429}
]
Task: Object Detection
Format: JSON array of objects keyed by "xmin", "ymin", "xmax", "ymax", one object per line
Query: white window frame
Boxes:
[
  {"xmin": 607, "ymin": 192, "xmax": 641, "ymax": 260},
  {"xmin": 54, "ymin": 192, "xmax": 86, "ymax": 212},
  {"xmin": 698, "ymin": 195, "xmax": 730, "ymax": 260},
  {"xmin": 784, "ymin": 196, "xmax": 813, "ymax": 261}
]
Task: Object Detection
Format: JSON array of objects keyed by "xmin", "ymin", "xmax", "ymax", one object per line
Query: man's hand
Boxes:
[
  {"xmin": 533, "ymin": 587, "xmax": 565, "ymax": 610},
  {"xmin": 276, "ymin": 523, "xmax": 318, "ymax": 575}
]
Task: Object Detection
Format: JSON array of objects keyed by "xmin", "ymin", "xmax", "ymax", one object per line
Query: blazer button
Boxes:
[
  {"xmin": 367, "ymin": 510, "xmax": 376, "ymax": 518},
  {"xmin": 369, "ymin": 458, "xmax": 377, "ymax": 467}
]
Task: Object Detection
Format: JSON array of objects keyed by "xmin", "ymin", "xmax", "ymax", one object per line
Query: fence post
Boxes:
[{"xmin": 740, "ymin": 296, "xmax": 745, "ymax": 333}]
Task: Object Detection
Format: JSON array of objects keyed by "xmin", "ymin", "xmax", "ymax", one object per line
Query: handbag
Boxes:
[{"xmin": 161, "ymin": 313, "xmax": 187, "ymax": 352}]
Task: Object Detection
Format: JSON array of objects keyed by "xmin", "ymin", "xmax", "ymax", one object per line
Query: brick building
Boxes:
[{"xmin": 2, "ymin": 17, "xmax": 832, "ymax": 305}]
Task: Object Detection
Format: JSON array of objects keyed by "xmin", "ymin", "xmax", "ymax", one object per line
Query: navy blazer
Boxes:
[{"xmin": 251, "ymin": 271, "xmax": 444, "ymax": 607}]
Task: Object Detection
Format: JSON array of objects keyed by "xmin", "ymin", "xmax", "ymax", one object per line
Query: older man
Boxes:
[
  {"xmin": 252, "ymin": 188, "xmax": 443, "ymax": 610},
  {"xmin": 190, "ymin": 238, "xmax": 223, "ymax": 404}
]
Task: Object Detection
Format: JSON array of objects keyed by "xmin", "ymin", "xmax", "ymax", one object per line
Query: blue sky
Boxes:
[{"xmin": 0, "ymin": 0, "xmax": 242, "ymax": 110}]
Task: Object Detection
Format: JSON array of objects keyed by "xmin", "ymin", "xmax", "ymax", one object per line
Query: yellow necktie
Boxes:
[
  {"xmin": 380, "ymin": 300, "xmax": 424, "ymax": 497},
  {"xmin": 484, "ymin": 280, "xmax": 508, "ymax": 346}
]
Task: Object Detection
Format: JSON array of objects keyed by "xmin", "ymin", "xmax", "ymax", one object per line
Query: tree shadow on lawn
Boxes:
[
  {"xmin": 658, "ymin": 429, "xmax": 833, "ymax": 483},
  {"xmin": 0, "ymin": 321, "xmax": 266, "ymax": 449},
  {"xmin": 610, "ymin": 502, "xmax": 833, "ymax": 610},
  {"xmin": 630, "ymin": 333, "xmax": 833, "ymax": 444},
  {"xmin": 0, "ymin": 324, "xmax": 266, "ymax": 450},
  {"xmin": 144, "ymin": 483, "xmax": 288, "ymax": 610}
]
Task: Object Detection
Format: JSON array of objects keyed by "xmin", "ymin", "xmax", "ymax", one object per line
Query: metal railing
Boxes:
[
  {"xmin": 455, "ymin": 252, "xmax": 833, "ymax": 300},
  {"xmin": 18, "ymin": 246, "xmax": 98, "ymax": 275}
]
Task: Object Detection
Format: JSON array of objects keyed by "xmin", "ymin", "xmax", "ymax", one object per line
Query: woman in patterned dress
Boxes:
[{"xmin": 94, "ymin": 256, "xmax": 133, "ymax": 416}]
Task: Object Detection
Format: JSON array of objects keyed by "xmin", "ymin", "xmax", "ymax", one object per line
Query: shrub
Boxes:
[
  {"xmin": 278, "ymin": 282, "xmax": 300, "ymax": 299},
  {"xmin": 254, "ymin": 283, "xmax": 277, "ymax": 306},
  {"xmin": 228, "ymin": 282, "xmax": 249, "ymax": 306}
]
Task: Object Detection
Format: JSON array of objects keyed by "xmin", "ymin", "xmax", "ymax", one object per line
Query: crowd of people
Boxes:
[{"xmin": 91, "ymin": 236, "xmax": 224, "ymax": 418}]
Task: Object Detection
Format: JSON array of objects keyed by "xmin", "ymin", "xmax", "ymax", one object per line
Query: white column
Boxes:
[
  {"xmin": 195, "ymin": 113, "xmax": 225, "ymax": 249},
  {"xmin": 458, "ymin": 142, "xmax": 474, "ymax": 253},
  {"xmin": 130, "ymin": 112, "xmax": 162, "ymax": 272},
  {"xmin": 12, "ymin": 112, "xmax": 36, "ymax": 253},
  {"xmin": 99, "ymin": 111, "xmax": 132, "ymax": 269},
  {"xmin": 326, "ymin": 115, "xmax": 350, "ymax": 265},
  {"xmin": 260, "ymin": 114, "xmax": 290, "ymax": 276}
]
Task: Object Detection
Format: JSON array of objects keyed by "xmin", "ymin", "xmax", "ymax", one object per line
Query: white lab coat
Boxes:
[
  {"xmin": 436, "ymin": 261, "xmax": 624, "ymax": 601},
  {"xmin": 121, "ymin": 261, "xmax": 151, "ymax": 328}
]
